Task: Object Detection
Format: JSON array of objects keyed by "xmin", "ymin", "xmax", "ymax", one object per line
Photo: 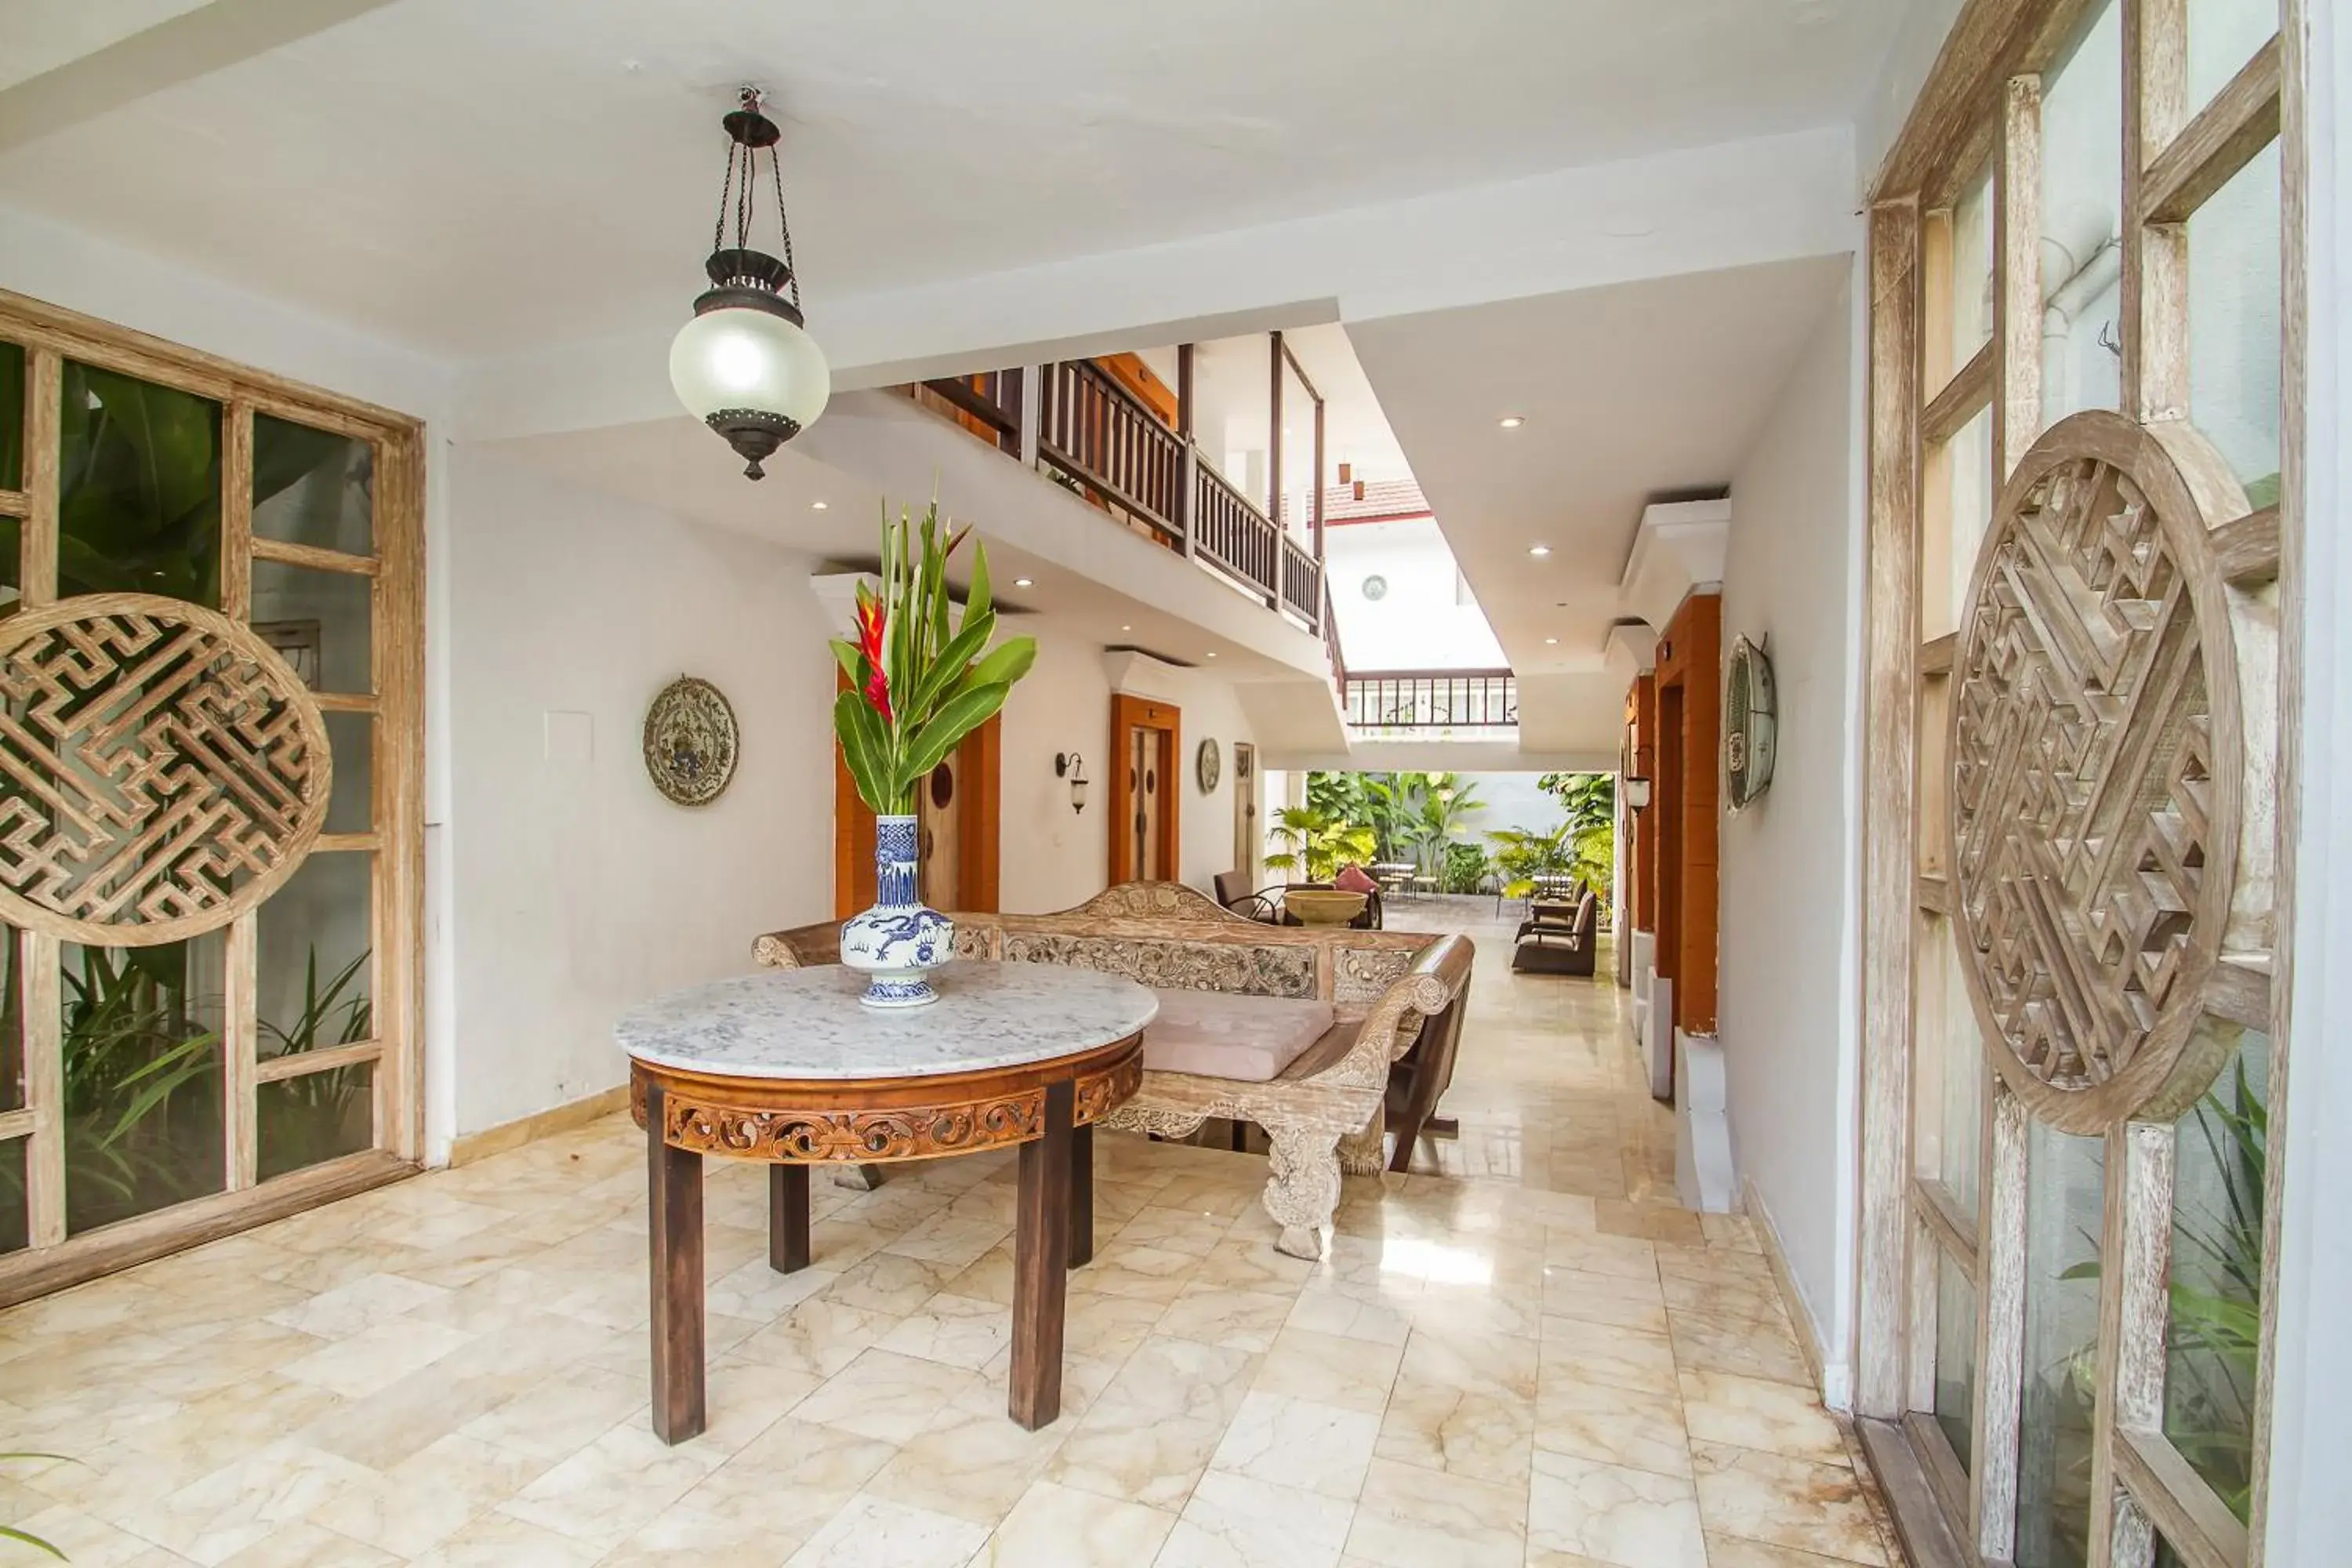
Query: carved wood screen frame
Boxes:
[
  {"xmin": 0, "ymin": 288, "xmax": 426, "ymax": 1308},
  {"xmin": 1853, "ymin": 2, "xmax": 2301, "ymax": 1566}
]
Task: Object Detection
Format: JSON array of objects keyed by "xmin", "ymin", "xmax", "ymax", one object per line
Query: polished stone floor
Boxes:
[{"xmin": 0, "ymin": 902, "xmax": 1897, "ymax": 1568}]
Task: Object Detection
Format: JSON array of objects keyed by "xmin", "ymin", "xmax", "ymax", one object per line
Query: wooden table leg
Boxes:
[
  {"xmin": 644, "ymin": 1083, "xmax": 706, "ymax": 1444},
  {"xmin": 1009, "ymin": 1079, "xmax": 1073, "ymax": 1429},
  {"xmin": 770, "ymin": 1165, "xmax": 811, "ymax": 1273},
  {"xmin": 1068, "ymin": 1121, "xmax": 1094, "ymax": 1269}
]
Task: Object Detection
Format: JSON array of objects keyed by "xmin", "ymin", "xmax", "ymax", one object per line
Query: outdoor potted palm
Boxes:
[{"xmin": 831, "ymin": 503, "xmax": 1035, "ymax": 1005}]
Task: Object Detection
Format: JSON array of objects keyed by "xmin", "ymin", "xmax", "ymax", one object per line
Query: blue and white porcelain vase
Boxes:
[{"xmin": 840, "ymin": 813, "xmax": 954, "ymax": 1007}]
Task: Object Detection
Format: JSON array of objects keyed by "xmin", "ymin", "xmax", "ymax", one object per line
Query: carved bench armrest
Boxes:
[
  {"xmin": 753, "ymin": 920, "xmax": 843, "ymax": 970},
  {"xmin": 1316, "ymin": 933, "xmax": 1474, "ymax": 1093}
]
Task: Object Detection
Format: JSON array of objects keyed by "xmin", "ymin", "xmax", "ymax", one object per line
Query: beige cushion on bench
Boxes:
[{"xmin": 1143, "ymin": 988, "xmax": 1336, "ymax": 1082}]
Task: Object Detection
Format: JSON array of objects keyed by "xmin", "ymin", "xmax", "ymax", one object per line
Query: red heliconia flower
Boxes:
[{"xmin": 855, "ymin": 593, "xmax": 892, "ymax": 724}]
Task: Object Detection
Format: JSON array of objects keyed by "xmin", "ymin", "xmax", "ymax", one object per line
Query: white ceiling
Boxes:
[
  {"xmin": 0, "ymin": 0, "xmax": 1902, "ymax": 360},
  {"xmin": 1349, "ymin": 255, "xmax": 1852, "ymax": 746}
]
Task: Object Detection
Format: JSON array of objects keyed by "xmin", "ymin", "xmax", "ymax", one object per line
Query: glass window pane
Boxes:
[
  {"xmin": 251, "ymin": 559, "xmax": 370, "ymax": 695},
  {"xmin": 2188, "ymin": 140, "xmax": 2283, "ymax": 506},
  {"xmin": 1912, "ymin": 913, "xmax": 1984, "ymax": 1214},
  {"xmin": 2017, "ymin": 1122, "xmax": 2106, "ymax": 1568},
  {"xmin": 60, "ymin": 361, "xmax": 222, "ymax": 607},
  {"xmin": 1936, "ymin": 1247, "xmax": 1978, "ymax": 1472},
  {"xmin": 2040, "ymin": 0, "xmax": 2125, "ymax": 427},
  {"xmin": 1923, "ymin": 405, "xmax": 1994, "ymax": 642},
  {"xmin": 2, "ymin": 1134, "xmax": 26, "ymax": 1254},
  {"xmin": 258, "ymin": 1059, "xmax": 374, "ymax": 1181},
  {"xmin": 62, "ymin": 936, "xmax": 226, "ymax": 1236},
  {"xmin": 2, "ymin": 924, "xmax": 21, "ymax": 1115},
  {"xmin": 1, "ymin": 338, "xmax": 23, "ymax": 491},
  {"xmin": 258, "ymin": 852, "xmax": 374, "ymax": 1065},
  {"xmin": 324, "ymin": 711, "xmax": 373, "ymax": 835},
  {"xmin": 2189, "ymin": 0, "xmax": 2279, "ymax": 110},
  {"xmin": 253, "ymin": 414, "xmax": 372, "ymax": 557},
  {"xmin": 1950, "ymin": 162, "xmax": 1996, "ymax": 372},
  {"xmin": 2165, "ymin": 1024, "xmax": 2268, "ymax": 1524}
]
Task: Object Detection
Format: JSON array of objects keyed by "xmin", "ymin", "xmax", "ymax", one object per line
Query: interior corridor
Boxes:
[{"xmin": 0, "ymin": 924, "xmax": 1896, "ymax": 1568}]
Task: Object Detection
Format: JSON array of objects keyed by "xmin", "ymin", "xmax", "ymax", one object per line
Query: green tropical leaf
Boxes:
[
  {"xmin": 902, "ymin": 612, "xmax": 996, "ymax": 727},
  {"xmin": 966, "ymin": 536, "xmax": 994, "ymax": 623},
  {"xmin": 901, "ymin": 681, "xmax": 1011, "ymax": 785},
  {"xmin": 833, "ymin": 691, "xmax": 900, "ymax": 815},
  {"xmin": 958, "ymin": 635, "xmax": 1036, "ymax": 695}
]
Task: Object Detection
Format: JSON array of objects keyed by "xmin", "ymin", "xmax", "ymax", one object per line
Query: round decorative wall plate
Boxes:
[
  {"xmin": 644, "ymin": 676, "xmax": 739, "ymax": 807},
  {"xmin": 1949, "ymin": 410, "xmax": 2262, "ymax": 1133},
  {"xmin": 0, "ymin": 593, "xmax": 331, "ymax": 946},
  {"xmin": 1725, "ymin": 635, "xmax": 1777, "ymax": 813},
  {"xmin": 1196, "ymin": 738, "xmax": 1221, "ymax": 793}
]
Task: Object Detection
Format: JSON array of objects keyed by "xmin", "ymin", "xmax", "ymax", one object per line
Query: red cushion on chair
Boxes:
[{"xmin": 1334, "ymin": 863, "xmax": 1377, "ymax": 894}]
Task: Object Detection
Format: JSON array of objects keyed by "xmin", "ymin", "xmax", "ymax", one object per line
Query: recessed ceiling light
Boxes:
[
  {"xmin": 1528, "ymin": 544, "xmax": 1552, "ymax": 557},
  {"xmin": 810, "ymin": 499, "xmax": 828, "ymax": 510},
  {"xmin": 1544, "ymin": 637, "xmax": 1559, "ymax": 645},
  {"xmin": 1120, "ymin": 624, "xmax": 1132, "ymax": 632},
  {"xmin": 1499, "ymin": 416, "xmax": 1526, "ymax": 430},
  {"xmin": 1206, "ymin": 651, "xmax": 1218, "ymax": 658},
  {"xmin": 1014, "ymin": 577, "xmax": 1034, "ymax": 588}
]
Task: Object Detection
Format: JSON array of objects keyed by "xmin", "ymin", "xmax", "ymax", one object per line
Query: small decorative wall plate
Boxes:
[
  {"xmin": 643, "ymin": 676, "xmax": 739, "ymax": 806},
  {"xmin": 1196, "ymin": 737, "xmax": 1221, "ymax": 793}
]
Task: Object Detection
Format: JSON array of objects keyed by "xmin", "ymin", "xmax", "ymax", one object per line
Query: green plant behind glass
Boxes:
[
  {"xmin": 256, "ymin": 947, "xmax": 374, "ymax": 1181},
  {"xmin": 54, "ymin": 944, "xmax": 218, "ymax": 1229},
  {"xmin": 2057, "ymin": 1056, "xmax": 2266, "ymax": 1526}
]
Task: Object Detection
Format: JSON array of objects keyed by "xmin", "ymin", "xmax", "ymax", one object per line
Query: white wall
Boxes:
[
  {"xmin": 997, "ymin": 628, "xmax": 1112, "ymax": 913},
  {"xmin": 1715, "ymin": 261, "xmax": 1864, "ymax": 1403},
  {"xmin": 442, "ymin": 446, "xmax": 837, "ymax": 1139}
]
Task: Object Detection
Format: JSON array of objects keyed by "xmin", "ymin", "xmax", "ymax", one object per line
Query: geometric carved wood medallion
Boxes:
[
  {"xmin": 0, "ymin": 593, "xmax": 332, "ymax": 947},
  {"xmin": 1950, "ymin": 412, "xmax": 2252, "ymax": 1133}
]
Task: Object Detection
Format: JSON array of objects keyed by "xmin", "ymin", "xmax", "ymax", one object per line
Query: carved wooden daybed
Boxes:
[{"xmin": 753, "ymin": 882, "xmax": 1473, "ymax": 1258}]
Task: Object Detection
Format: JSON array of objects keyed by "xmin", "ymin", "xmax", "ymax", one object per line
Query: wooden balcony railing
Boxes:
[
  {"xmin": 898, "ymin": 356, "xmax": 1327, "ymax": 648},
  {"xmin": 1038, "ymin": 359, "xmax": 1185, "ymax": 539},
  {"xmin": 1343, "ymin": 668, "xmax": 1519, "ymax": 730}
]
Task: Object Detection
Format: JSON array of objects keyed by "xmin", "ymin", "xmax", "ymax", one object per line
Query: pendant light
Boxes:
[{"xmin": 670, "ymin": 87, "xmax": 830, "ymax": 480}]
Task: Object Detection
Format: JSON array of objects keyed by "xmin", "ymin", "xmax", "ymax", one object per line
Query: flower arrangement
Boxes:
[{"xmin": 831, "ymin": 503, "xmax": 1036, "ymax": 815}]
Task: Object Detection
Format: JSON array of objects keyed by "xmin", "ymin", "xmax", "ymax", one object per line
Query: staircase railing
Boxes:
[{"xmin": 1343, "ymin": 668, "xmax": 1518, "ymax": 730}]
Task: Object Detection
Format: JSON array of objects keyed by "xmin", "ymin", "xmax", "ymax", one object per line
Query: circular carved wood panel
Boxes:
[
  {"xmin": 0, "ymin": 593, "xmax": 332, "ymax": 946},
  {"xmin": 1950, "ymin": 412, "xmax": 2250, "ymax": 1132},
  {"xmin": 643, "ymin": 675, "xmax": 739, "ymax": 806}
]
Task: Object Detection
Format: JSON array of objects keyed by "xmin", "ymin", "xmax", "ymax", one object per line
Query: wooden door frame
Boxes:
[
  {"xmin": 1108, "ymin": 693, "xmax": 1181, "ymax": 885},
  {"xmin": 1654, "ymin": 592, "xmax": 1722, "ymax": 1034},
  {"xmin": 832, "ymin": 673, "xmax": 1000, "ymax": 917},
  {"xmin": 1231, "ymin": 740, "xmax": 1258, "ymax": 877}
]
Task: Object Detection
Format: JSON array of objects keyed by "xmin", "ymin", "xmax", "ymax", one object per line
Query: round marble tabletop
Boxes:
[{"xmin": 615, "ymin": 960, "xmax": 1160, "ymax": 1081}]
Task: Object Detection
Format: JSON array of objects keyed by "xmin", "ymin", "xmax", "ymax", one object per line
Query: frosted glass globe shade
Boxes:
[{"xmin": 669, "ymin": 307, "xmax": 830, "ymax": 431}]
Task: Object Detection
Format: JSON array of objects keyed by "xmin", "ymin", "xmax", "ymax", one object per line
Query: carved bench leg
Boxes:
[
  {"xmin": 1263, "ymin": 1126, "xmax": 1343, "ymax": 1261},
  {"xmin": 1338, "ymin": 1106, "xmax": 1386, "ymax": 1177}
]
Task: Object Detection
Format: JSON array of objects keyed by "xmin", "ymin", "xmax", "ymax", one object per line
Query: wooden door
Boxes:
[
  {"xmin": 1108, "ymin": 694, "xmax": 1180, "ymax": 885},
  {"xmin": 918, "ymin": 756, "xmax": 961, "ymax": 909}
]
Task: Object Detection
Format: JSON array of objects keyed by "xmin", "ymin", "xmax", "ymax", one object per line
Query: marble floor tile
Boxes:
[
  {"xmin": 796, "ymin": 1348, "xmax": 988, "ymax": 1445},
  {"xmin": 1541, "ymin": 1265, "xmax": 1669, "ymax": 1334},
  {"xmin": 1373, "ymin": 1377, "xmax": 1535, "ymax": 1487},
  {"xmin": 1044, "ymin": 1400, "xmax": 1226, "ymax": 1512},
  {"xmin": 785, "ymin": 1493, "xmax": 990, "ymax": 1568},
  {"xmin": 1341, "ymin": 1457, "xmax": 1526, "ymax": 1568},
  {"xmin": 1157, "ymin": 1469, "xmax": 1356, "ymax": 1568},
  {"xmin": 1538, "ymin": 1316, "xmax": 1682, "ymax": 1398},
  {"xmin": 1207, "ymin": 1389, "xmax": 1381, "ymax": 1500},
  {"xmin": 1667, "ymin": 1308, "xmax": 1815, "ymax": 1388},
  {"xmin": 1526, "ymin": 1448, "xmax": 1708, "ymax": 1568},
  {"xmin": 1677, "ymin": 1369, "xmax": 1851, "ymax": 1465},
  {"xmin": 1156, "ymin": 1282, "xmax": 1295, "ymax": 1352},
  {"xmin": 967, "ymin": 1479, "xmax": 1176, "ymax": 1566},
  {"xmin": 1534, "ymin": 1373, "xmax": 1693, "ymax": 1479},
  {"xmin": 1690, "ymin": 1441, "xmax": 1889, "ymax": 1566},
  {"xmin": 877, "ymin": 1291, "xmax": 1014, "ymax": 1370},
  {"xmin": 1704, "ymin": 1531, "xmax": 1891, "ymax": 1567}
]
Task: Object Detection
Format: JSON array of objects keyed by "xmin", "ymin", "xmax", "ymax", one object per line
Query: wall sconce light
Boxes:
[
  {"xmin": 1056, "ymin": 752, "xmax": 1090, "ymax": 814},
  {"xmin": 1624, "ymin": 775, "xmax": 1653, "ymax": 812}
]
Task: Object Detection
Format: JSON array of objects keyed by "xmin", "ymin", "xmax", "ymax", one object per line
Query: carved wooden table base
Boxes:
[{"xmin": 630, "ymin": 1035, "xmax": 1144, "ymax": 1440}]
